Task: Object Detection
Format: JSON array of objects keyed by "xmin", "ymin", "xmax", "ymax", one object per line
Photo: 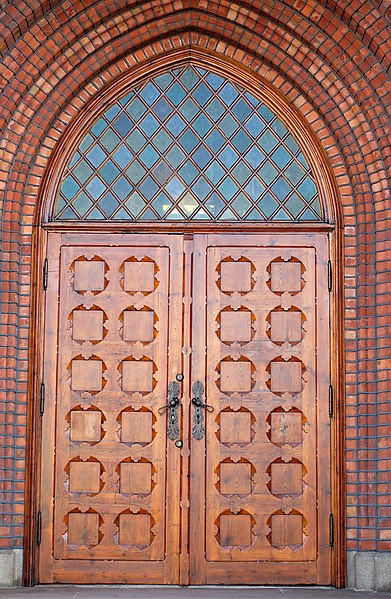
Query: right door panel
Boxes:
[{"xmin": 189, "ymin": 233, "xmax": 331, "ymax": 585}]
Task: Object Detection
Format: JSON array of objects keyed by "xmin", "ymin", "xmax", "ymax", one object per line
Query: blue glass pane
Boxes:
[
  {"xmin": 101, "ymin": 129, "xmax": 121, "ymax": 152},
  {"xmin": 219, "ymin": 146, "xmax": 239, "ymax": 169},
  {"xmin": 87, "ymin": 207, "xmax": 105, "ymax": 220},
  {"xmin": 300, "ymin": 208, "xmax": 318, "ymax": 220},
  {"xmin": 139, "ymin": 176, "xmax": 159, "ymax": 200},
  {"xmin": 245, "ymin": 177, "xmax": 265, "ymax": 198},
  {"xmin": 139, "ymin": 146, "xmax": 159, "ymax": 168},
  {"xmin": 61, "ymin": 206, "xmax": 78, "ymax": 219},
  {"xmin": 119, "ymin": 92, "xmax": 134, "ymax": 107},
  {"xmin": 140, "ymin": 82, "xmax": 160, "ymax": 105},
  {"xmin": 179, "ymin": 192, "xmax": 198, "ymax": 215},
  {"xmin": 192, "ymin": 146, "xmax": 213, "ymax": 169},
  {"xmin": 104, "ymin": 104, "xmax": 121, "ymax": 122},
  {"xmin": 311, "ymin": 197, "xmax": 321, "ymax": 217},
  {"xmin": 79, "ymin": 134, "xmax": 94, "ymax": 153},
  {"xmin": 259, "ymin": 105, "xmax": 274, "ymax": 122},
  {"xmin": 205, "ymin": 72, "xmax": 224, "ymax": 90},
  {"xmin": 113, "ymin": 207, "xmax": 132, "ymax": 219},
  {"xmin": 153, "ymin": 98, "xmax": 172, "ymax": 121},
  {"xmin": 205, "ymin": 163, "xmax": 225, "ymax": 185},
  {"xmin": 219, "ymin": 178, "xmax": 239, "ymax": 201},
  {"xmin": 180, "ymin": 68, "xmax": 199, "ymax": 90},
  {"xmin": 112, "ymin": 177, "xmax": 132, "ymax": 200},
  {"xmin": 285, "ymin": 162, "xmax": 305, "ymax": 185},
  {"xmin": 179, "ymin": 98, "xmax": 199, "ymax": 120},
  {"xmin": 166, "ymin": 176, "xmax": 185, "ymax": 200},
  {"xmin": 204, "ymin": 130, "xmax": 225, "ymax": 152},
  {"xmin": 244, "ymin": 91, "xmax": 260, "ymax": 108},
  {"xmin": 91, "ymin": 118, "xmax": 107, "ymax": 137},
  {"xmin": 166, "ymin": 145, "xmax": 186, "ymax": 167},
  {"xmin": 270, "ymin": 147, "xmax": 291, "ymax": 169},
  {"xmin": 99, "ymin": 192, "xmax": 119, "ymax": 217},
  {"xmin": 258, "ymin": 193, "xmax": 279, "ymax": 217},
  {"xmin": 259, "ymin": 161, "xmax": 278, "ymax": 185},
  {"xmin": 298, "ymin": 152, "xmax": 309, "ymax": 168},
  {"xmin": 220, "ymin": 207, "xmax": 238, "ymax": 220},
  {"xmin": 244, "ymin": 146, "xmax": 265, "ymax": 169},
  {"xmin": 152, "ymin": 161, "xmax": 173, "ymax": 184},
  {"xmin": 86, "ymin": 176, "xmax": 106, "ymax": 200},
  {"xmin": 274, "ymin": 208, "xmax": 291, "ymax": 220},
  {"xmin": 99, "ymin": 161, "xmax": 120, "ymax": 185},
  {"xmin": 152, "ymin": 193, "xmax": 172, "ymax": 217},
  {"xmin": 285, "ymin": 194, "xmax": 305, "ymax": 218},
  {"xmin": 205, "ymin": 98, "xmax": 225, "ymax": 120},
  {"xmin": 166, "ymin": 83, "xmax": 186, "ymax": 106},
  {"xmin": 113, "ymin": 146, "xmax": 133, "ymax": 168},
  {"xmin": 166, "ymin": 114, "xmax": 186, "ymax": 136},
  {"xmin": 193, "ymin": 177, "xmax": 212, "ymax": 200},
  {"xmin": 192, "ymin": 82, "xmax": 212, "ymax": 106},
  {"xmin": 285, "ymin": 136, "xmax": 299, "ymax": 154},
  {"xmin": 272, "ymin": 177, "xmax": 291, "ymax": 201},
  {"xmin": 219, "ymin": 82, "xmax": 238, "ymax": 106},
  {"xmin": 271, "ymin": 119, "xmax": 288, "ymax": 138},
  {"xmin": 126, "ymin": 130, "xmax": 146, "ymax": 152},
  {"xmin": 154, "ymin": 72, "xmax": 173, "ymax": 90},
  {"xmin": 244, "ymin": 114, "xmax": 266, "ymax": 138},
  {"xmin": 69, "ymin": 151, "xmax": 81, "ymax": 168},
  {"xmin": 219, "ymin": 114, "xmax": 238, "ymax": 137},
  {"xmin": 179, "ymin": 130, "xmax": 198, "ymax": 152},
  {"xmin": 232, "ymin": 98, "xmax": 252, "ymax": 121},
  {"xmin": 179, "ymin": 161, "xmax": 199, "ymax": 184},
  {"xmin": 246, "ymin": 208, "xmax": 265, "ymax": 220},
  {"xmin": 127, "ymin": 97, "xmax": 147, "ymax": 120},
  {"xmin": 232, "ymin": 194, "xmax": 251, "ymax": 217},
  {"xmin": 62, "ymin": 176, "xmax": 80, "ymax": 199},
  {"xmin": 139, "ymin": 114, "xmax": 160, "ymax": 136},
  {"xmin": 231, "ymin": 130, "xmax": 252, "ymax": 152},
  {"xmin": 205, "ymin": 193, "xmax": 225, "ymax": 216},
  {"xmin": 125, "ymin": 192, "xmax": 145, "ymax": 216},
  {"xmin": 140, "ymin": 208, "xmax": 157, "ymax": 220},
  {"xmin": 258, "ymin": 130, "xmax": 278, "ymax": 153},
  {"xmin": 298, "ymin": 178, "xmax": 317, "ymax": 200},
  {"xmin": 152, "ymin": 130, "xmax": 172, "ymax": 152},
  {"xmin": 192, "ymin": 114, "xmax": 213, "ymax": 136},
  {"xmin": 113, "ymin": 114, "xmax": 133, "ymax": 136},
  {"xmin": 231, "ymin": 162, "xmax": 252, "ymax": 185},
  {"xmin": 126, "ymin": 160, "xmax": 146, "ymax": 184},
  {"xmin": 73, "ymin": 192, "xmax": 93, "ymax": 216},
  {"xmin": 73, "ymin": 161, "xmax": 94, "ymax": 184},
  {"xmin": 86, "ymin": 146, "xmax": 107, "ymax": 168}
]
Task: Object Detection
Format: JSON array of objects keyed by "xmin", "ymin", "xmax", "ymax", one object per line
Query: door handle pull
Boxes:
[
  {"xmin": 191, "ymin": 381, "xmax": 213, "ymax": 440},
  {"xmin": 159, "ymin": 380, "xmax": 181, "ymax": 440}
]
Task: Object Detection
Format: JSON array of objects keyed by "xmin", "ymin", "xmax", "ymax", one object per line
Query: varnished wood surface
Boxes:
[{"xmin": 39, "ymin": 231, "xmax": 332, "ymax": 585}]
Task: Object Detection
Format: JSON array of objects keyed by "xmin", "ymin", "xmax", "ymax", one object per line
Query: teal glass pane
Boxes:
[{"xmin": 55, "ymin": 65, "xmax": 322, "ymax": 222}]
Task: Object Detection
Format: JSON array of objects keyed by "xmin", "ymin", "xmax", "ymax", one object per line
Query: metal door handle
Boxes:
[
  {"xmin": 191, "ymin": 381, "xmax": 213, "ymax": 440},
  {"xmin": 159, "ymin": 380, "xmax": 181, "ymax": 440}
]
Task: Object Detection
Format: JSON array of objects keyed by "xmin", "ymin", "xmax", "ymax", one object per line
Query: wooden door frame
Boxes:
[{"xmin": 24, "ymin": 220, "xmax": 345, "ymax": 587}]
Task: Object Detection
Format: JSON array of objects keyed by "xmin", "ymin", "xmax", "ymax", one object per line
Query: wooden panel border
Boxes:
[{"xmin": 24, "ymin": 48, "xmax": 345, "ymax": 587}]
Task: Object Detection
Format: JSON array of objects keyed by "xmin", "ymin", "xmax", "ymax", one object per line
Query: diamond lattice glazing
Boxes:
[{"xmin": 54, "ymin": 66, "xmax": 322, "ymax": 221}]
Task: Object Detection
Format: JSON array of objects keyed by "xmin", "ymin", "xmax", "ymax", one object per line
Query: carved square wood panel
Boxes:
[
  {"xmin": 220, "ymin": 311, "xmax": 252, "ymax": 343},
  {"xmin": 70, "ymin": 411, "xmax": 101, "ymax": 442},
  {"xmin": 271, "ymin": 514, "xmax": 302, "ymax": 547},
  {"xmin": 71, "ymin": 360, "xmax": 102, "ymax": 391},
  {"xmin": 270, "ymin": 262, "xmax": 301, "ymax": 293},
  {"xmin": 121, "ymin": 411, "xmax": 153, "ymax": 444},
  {"xmin": 69, "ymin": 462, "xmax": 101, "ymax": 494},
  {"xmin": 270, "ymin": 463, "xmax": 303, "ymax": 496},
  {"xmin": 124, "ymin": 262, "xmax": 155, "ymax": 292},
  {"xmin": 73, "ymin": 261, "xmax": 105, "ymax": 292},
  {"xmin": 220, "ymin": 262, "xmax": 252, "ymax": 292},
  {"xmin": 72, "ymin": 310, "xmax": 104, "ymax": 341},
  {"xmin": 122, "ymin": 361, "xmax": 153, "ymax": 392},
  {"xmin": 270, "ymin": 412, "xmax": 302, "ymax": 445},
  {"xmin": 120, "ymin": 462, "xmax": 152, "ymax": 495},
  {"xmin": 219, "ymin": 462, "xmax": 252, "ymax": 495},
  {"xmin": 123, "ymin": 311, "xmax": 155, "ymax": 342},
  {"xmin": 220, "ymin": 412, "xmax": 252, "ymax": 444},
  {"xmin": 219, "ymin": 514, "xmax": 252, "ymax": 547},
  {"xmin": 220, "ymin": 361, "xmax": 252, "ymax": 392},
  {"xmin": 270, "ymin": 311, "xmax": 302, "ymax": 343},
  {"xmin": 119, "ymin": 514, "xmax": 151, "ymax": 547},
  {"xmin": 68, "ymin": 512, "xmax": 99, "ymax": 545},
  {"xmin": 270, "ymin": 362, "xmax": 302, "ymax": 393}
]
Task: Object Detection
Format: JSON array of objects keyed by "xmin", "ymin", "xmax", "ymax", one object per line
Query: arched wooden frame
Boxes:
[{"xmin": 26, "ymin": 48, "xmax": 345, "ymax": 587}]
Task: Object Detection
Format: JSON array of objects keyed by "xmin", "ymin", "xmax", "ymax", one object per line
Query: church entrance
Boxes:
[{"xmin": 37, "ymin": 229, "xmax": 332, "ymax": 585}]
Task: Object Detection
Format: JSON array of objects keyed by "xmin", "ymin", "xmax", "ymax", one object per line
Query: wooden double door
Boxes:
[{"xmin": 39, "ymin": 231, "xmax": 332, "ymax": 585}]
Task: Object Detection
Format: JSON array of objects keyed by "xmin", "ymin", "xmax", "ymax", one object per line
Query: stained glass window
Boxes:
[{"xmin": 53, "ymin": 66, "xmax": 322, "ymax": 221}]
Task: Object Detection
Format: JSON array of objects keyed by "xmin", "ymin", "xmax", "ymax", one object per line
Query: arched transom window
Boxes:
[{"xmin": 54, "ymin": 65, "xmax": 322, "ymax": 221}]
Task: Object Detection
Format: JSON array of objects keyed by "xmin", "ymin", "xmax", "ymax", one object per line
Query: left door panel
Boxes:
[{"xmin": 39, "ymin": 233, "xmax": 183, "ymax": 584}]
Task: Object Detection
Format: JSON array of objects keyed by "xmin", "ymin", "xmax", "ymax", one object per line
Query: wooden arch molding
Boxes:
[{"xmin": 26, "ymin": 48, "xmax": 345, "ymax": 587}]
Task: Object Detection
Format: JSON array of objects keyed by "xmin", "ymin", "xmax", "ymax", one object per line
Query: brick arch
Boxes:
[{"xmin": 0, "ymin": 0, "xmax": 389, "ymax": 561}]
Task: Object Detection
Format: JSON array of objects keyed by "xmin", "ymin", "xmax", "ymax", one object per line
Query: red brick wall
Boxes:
[{"xmin": 0, "ymin": 0, "xmax": 390, "ymax": 552}]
